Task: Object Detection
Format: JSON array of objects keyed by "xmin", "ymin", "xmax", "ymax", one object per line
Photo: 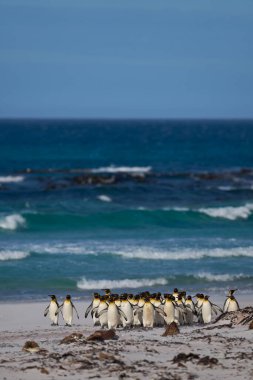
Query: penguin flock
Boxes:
[{"xmin": 44, "ymin": 288, "xmax": 240, "ymax": 328}]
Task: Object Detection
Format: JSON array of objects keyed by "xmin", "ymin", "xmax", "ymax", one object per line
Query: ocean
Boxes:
[{"xmin": 0, "ymin": 119, "xmax": 253, "ymax": 301}]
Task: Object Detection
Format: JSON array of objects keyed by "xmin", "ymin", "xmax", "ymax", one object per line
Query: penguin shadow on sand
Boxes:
[{"xmin": 44, "ymin": 295, "xmax": 80, "ymax": 327}]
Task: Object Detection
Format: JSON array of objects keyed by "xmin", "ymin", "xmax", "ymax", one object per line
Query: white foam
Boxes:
[
  {"xmin": 97, "ymin": 195, "xmax": 112, "ymax": 202},
  {"xmin": 77, "ymin": 277, "xmax": 167, "ymax": 290},
  {"xmin": 0, "ymin": 214, "xmax": 26, "ymax": 230},
  {"xmin": 91, "ymin": 166, "xmax": 152, "ymax": 174},
  {"xmin": 195, "ymin": 272, "xmax": 250, "ymax": 282},
  {"xmin": 198, "ymin": 203, "xmax": 253, "ymax": 220},
  {"xmin": 115, "ymin": 246, "xmax": 253, "ymax": 260},
  {"xmin": 0, "ymin": 175, "xmax": 24, "ymax": 183},
  {"xmin": 0, "ymin": 250, "xmax": 29, "ymax": 261}
]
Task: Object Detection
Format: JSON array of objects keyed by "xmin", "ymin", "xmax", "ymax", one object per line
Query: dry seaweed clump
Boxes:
[
  {"xmin": 60, "ymin": 332, "xmax": 84, "ymax": 344},
  {"xmin": 22, "ymin": 341, "xmax": 40, "ymax": 353},
  {"xmin": 162, "ymin": 322, "xmax": 180, "ymax": 336},
  {"xmin": 214, "ymin": 307, "xmax": 253, "ymax": 325},
  {"xmin": 86, "ymin": 329, "xmax": 117, "ymax": 341}
]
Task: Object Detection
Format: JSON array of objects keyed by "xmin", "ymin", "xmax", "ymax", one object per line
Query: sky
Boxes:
[{"xmin": 0, "ymin": 0, "xmax": 253, "ymax": 119}]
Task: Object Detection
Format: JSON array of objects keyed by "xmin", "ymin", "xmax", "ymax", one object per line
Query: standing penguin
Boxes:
[
  {"xmin": 224, "ymin": 295, "xmax": 240, "ymax": 312},
  {"xmin": 119, "ymin": 295, "xmax": 134, "ymax": 328},
  {"xmin": 223, "ymin": 289, "xmax": 238, "ymax": 312},
  {"xmin": 85, "ymin": 293, "xmax": 101, "ymax": 325},
  {"xmin": 44, "ymin": 295, "xmax": 60, "ymax": 326},
  {"xmin": 163, "ymin": 294, "xmax": 176, "ymax": 325},
  {"xmin": 200, "ymin": 295, "xmax": 222, "ymax": 324},
  {"xmin": 57, "ymin": 295, "xmax": 79, "ymax": 326},
  {"xmin": 201, "ymin": 295, "xmax": 212, "ymax": 324}
]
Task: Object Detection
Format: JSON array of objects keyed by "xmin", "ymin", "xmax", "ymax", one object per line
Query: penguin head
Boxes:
[
  {"xmin": 228, "ymin": 289, "xmax": 238, "ymax": 296},
  {"xmin": 66, "ymin": 295, "xmax": 71, "ymax": 300},
  {"xmin": 204, "ymin": 295, "xmax": 209, "ymax": 301},
  {"xmin": 49, "ymin": 295, "xmax": 56, "ymax": 300},
  {"xmin": 103, "ymin": 289, "xmax": 111, "ymax": 295},
  {"xmin": 186, "ymin": 295, "xmax": 192, "ymax": 300},
  {"xmin": 173, "ymin": 288, "xmax": 178, "ymax": 293}
]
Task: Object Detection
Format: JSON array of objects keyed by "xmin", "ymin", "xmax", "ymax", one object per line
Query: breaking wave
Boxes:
[
  {"xmin": 115, "ymin": 246, "xmax": 253, "ymax": 260},
  {"xmin": 91, "ymin": 166, "xmax": 152, "ymax": 174},
  {"xmin": 97, "ymin": 195, "xmax": 112, "ymax": 202},
  {"xmin": 198, "ymin": 204, "xmax": 253, "ymax": 220},
  {"xmin": 0, "ymin": 214, "xmax": 26, "ymax": 230},
  {"xmin": 0, "ymin": 175, "xmax": 24, "ymax": 183},
  {"xmin": 77, "ymin": 277, "xmax": 167, "ymax": 290},
  {"xmin": 195, "ymin": 272, "xmax": 250, "ymax": 282},
  {"xmin": 0, "ymin": 250, "xmax": 30, "ymax": 261}
]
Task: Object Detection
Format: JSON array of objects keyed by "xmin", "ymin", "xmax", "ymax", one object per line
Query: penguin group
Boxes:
[
  {"xmin": 84, "ymin": 288, "xmax": 240, "ymax": 329},
  {"xmin": 44, "ymin": 295, "xmax": 79, "ymax": 326}
]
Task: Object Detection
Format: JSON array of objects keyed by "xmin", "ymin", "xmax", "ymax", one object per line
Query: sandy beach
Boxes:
[{"xmin": 0, "ymin": 296, "xmax": 252, "ymax": 380}]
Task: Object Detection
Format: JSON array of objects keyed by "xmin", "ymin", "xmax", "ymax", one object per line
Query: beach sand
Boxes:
[{"xmin": 0, "ymin": 297, "xmax": 252, "ymax": 380}]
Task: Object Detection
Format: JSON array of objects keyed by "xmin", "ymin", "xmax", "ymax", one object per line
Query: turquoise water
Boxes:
[{"xmin": 0, "ymin": 119, "xmax": 253, "ymax": 300}]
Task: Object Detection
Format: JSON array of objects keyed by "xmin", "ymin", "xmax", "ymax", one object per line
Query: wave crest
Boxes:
[
  {"xmin": 91, "ymin": 166, "xmax": 152, "ymax": 174},
  {"xmin": 116, "ymin": 246, "xmax": 253, "ymax": 260},
  {"xmin": 195, "ymin": 272, "xmax": 250, "ymax": 282},
  {"xmin": 0, "ymin": 214, "xmax": 26, "ymax": 230},
  {"xmin": 77, "ymin": 277, "xmax": 167, "ymax": 290},
  {"xmin": 0, "ymin": 250, "xmax": 30, "ymax": 261},
  {"xmin": 0, "ymin": 175, "xmax": 24, "ymax": 183},
  {"xmin": 199, "ymin": 204, "xmax": 253, "ymax": 220}
]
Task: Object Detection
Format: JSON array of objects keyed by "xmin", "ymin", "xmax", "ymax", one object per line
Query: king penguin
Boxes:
[
  {"xmin": 201, "ymin": 295, "xmax": 212, "ymax": 324},
  {"xmin": 223, "ymin": 289, "xmax": 238, "ymax": 312},
  {"xmin": 85, "ymin": 293, "xmax": 101, "ymax": 325},
  {"xmin": 44, "ymin": 295, "xmax": 59, "ymax": 326},
  {"xmin": 58, "ymin": 295, "xmax": 79, "ymax": 326},
  {"xmin": 224, "ymin": 295, "xmax": 240, "ymax": 312}
]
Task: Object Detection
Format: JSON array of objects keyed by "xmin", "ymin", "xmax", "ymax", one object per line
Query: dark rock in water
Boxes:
[
  {"xmin": 214, "ymin": 307, "xmax": 253, "ymax": 325},
  {"xmin": 197, "ymin": 356, "xmax": 219, "ymax": 366},
  {"xmin": 86, "ymin": 329, "xmax": 117, "ymax": 341},
  {"xmin": 162, "ymin": 322, "xmax": 180, "ymax": 336},
  {"xmin": 60, "ymin": 332, "xmax": 83, "ymax": 344},
  {"xmin": 22, "ymin": 341, "xmax": 40, "ymax": 353}
]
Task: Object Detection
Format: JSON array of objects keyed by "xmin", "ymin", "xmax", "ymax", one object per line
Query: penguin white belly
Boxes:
[
  {"xmin": 98, "ymin": 303, "xmax": 108, "ymax": 328},
  {"xmin": 121, "ymin": 302, "xmax": 133, "ymax": 327},
  {"xmin": 227, "ymin": 300, "xmax": 239, "ymax": 312},
  {"xmin": 133, "ymin": 308, "xmax": 142, "ymax": 326},
  {"xmin": 164, "ymin": 302, "xmax": 175, "ymax": 324},
  {"xmin": 108, "ymin": 304, "xmax": 120, "ymax": 329},
  {"xmin": 223, "ymin": 298, "xmax": 229, "ymax": 312},
  {"xmin": 143, "ymin": 304, "xmax": 154, "ymax": 328},
  {"xmin": 63, "ymin": 302, "xmax": 73, "ymax": 325},
  {"xmin": 49, "ymin": 302, "xmax": 58, "ymax": 325},
  {"xmin": 202, "ymin": 302, "xmax": 212, "ymax": 323},
  {"xmin": 92, "ymin": 299, "xmax": 100, "ymax": 326},
  {"xmin": 153, "ymin": 302, "xmax": 164, "ymax": 326}
]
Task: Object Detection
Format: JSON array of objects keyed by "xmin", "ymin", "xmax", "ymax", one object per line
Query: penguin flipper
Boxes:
[
  {"xmin": 85, "ymin": 302, "xmax": 93, "ymax": 318},
  {"xmin": 154, "ymin": 306, "xmax": 166, "ymax": 317},
  {"xmin": 44, "ymin": 305, "xmax": 50, "ymax": 317},
  {"xmin": 55, "ymin": 303, "xmax": 63, "ymax": 316},
  {"xmin": 91, "ymin": 306, "xmax": 99, "ymax": 318},
  {"xmin": 96, "ymin": 308, "xmax": 108, "ymax": 319},
  {"xmin": 211, "ymin": 303, "xmax": 223, "ymax": 314},
  {"xmin": 71, "ymin": 302, "xmax": 79, "ymax": 319},
  {"xmin": 117, "ymin": 307, "xmax": 128, "ymax": 321}
]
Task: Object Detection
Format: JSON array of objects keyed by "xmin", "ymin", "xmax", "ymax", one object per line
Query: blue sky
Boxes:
[{"xmin": 0, "ymin": 0, "xmax": 253, "ymax": 118}]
